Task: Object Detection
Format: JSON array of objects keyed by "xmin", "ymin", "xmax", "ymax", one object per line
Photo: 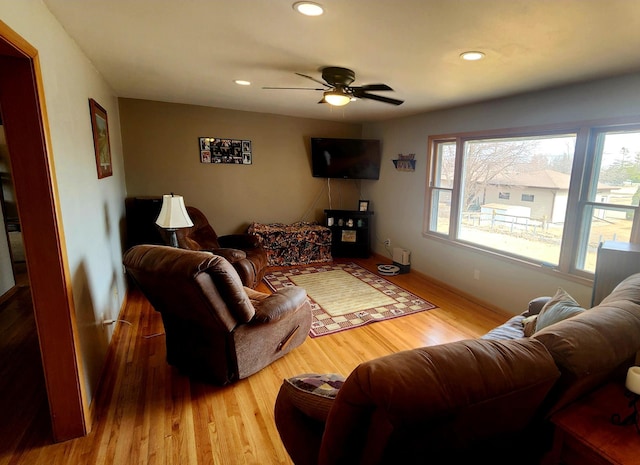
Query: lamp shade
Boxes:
[{"xmin": 155, "ymin": 194, "xmax": 194, "ymax": 229}]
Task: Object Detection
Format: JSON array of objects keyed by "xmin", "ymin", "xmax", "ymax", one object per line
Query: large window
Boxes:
[{"xmin": 425, "ymin": 120, "xmax": 640, "ymax": 277}]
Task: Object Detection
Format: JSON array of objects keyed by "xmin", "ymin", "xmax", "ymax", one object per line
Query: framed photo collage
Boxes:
[{"xmin": 199, "ymin": 137, "xmax": 252, "ymax": 165}]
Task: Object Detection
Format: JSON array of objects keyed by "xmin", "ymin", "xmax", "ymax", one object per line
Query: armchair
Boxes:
[
  {"xmin": 123, "ymin": 245, "xmax": 312, "ymax": 386},
  {"xmin": 174, "ymin": 206, "xmax": 268, "ymax": 288}
]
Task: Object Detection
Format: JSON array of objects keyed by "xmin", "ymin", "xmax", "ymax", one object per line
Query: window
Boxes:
[
  {"xmin": 428, "ymin": 140, "xmax": 456, "ymax": 235},
  {"xmin": 574, "ymin": 127, "xmax": 640, "ymax": 272},
  {"xmin": 425, "ymin": 120, "xmax": 640, "ymax": 277}
]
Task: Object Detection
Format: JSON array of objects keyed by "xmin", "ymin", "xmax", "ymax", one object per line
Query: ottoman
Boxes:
[{"xmin": 248, "ymin": 222, "xmax": 332, "ymax": 266}]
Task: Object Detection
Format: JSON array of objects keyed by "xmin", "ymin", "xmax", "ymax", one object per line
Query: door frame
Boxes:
[{"xmin": 0, "ymin": 21, "xmax": 89, "ymax": 441}]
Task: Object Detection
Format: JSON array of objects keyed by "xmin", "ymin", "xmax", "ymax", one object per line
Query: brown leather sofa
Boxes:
[
  {"xmin": 275, "ymin": 273, "xmax": 640, "ymax": 464},
  {"xmin": 175, "ymin": 206, "xmax": 268, "ymax": 289},
  {"xmin": 123, "ymin": 245, "xmax": 312, "ymax": 385}
]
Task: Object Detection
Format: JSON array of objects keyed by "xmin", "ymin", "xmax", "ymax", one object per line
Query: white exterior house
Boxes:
[{"xmin": 482, "ymin": 169, "xmax": 616, "ymax": 224}]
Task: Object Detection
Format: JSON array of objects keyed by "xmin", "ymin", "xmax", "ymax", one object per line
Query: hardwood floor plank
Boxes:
[{"xmin": 1, "ymin": 256, "xmax": 511, "ymax": 464}]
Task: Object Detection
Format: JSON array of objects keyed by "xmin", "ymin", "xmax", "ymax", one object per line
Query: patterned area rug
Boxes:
[{"xmin": 264, "ymin": 262, "xmax": 437, "ymax": 337}]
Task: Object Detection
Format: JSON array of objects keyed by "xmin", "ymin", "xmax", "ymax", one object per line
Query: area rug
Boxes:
[{"xmin": 263, "ymin": 262, "xmax": 437, "ymax": 337}]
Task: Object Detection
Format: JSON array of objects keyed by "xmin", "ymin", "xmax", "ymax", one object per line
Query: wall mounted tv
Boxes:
[{"xmin": 311, "ymin": 137, "xmax": 382, "ymax": 180}]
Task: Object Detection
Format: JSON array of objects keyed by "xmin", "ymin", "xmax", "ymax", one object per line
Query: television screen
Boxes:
[{"xmin": 311, "ymin": 138, "xmax": 382, "ymax": 180}]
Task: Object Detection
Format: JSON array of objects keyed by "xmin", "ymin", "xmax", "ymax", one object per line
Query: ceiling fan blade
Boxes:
[
  {"xmin": 353, "ymin": 84, "xmax": 393, "ymax": 91},
  {"xmin": 295, "ymin": 72, "xmax": 332, "ymax": 88},
  {"xmin": 262, "ymin": 87, "xmax": 326, "ymax": 90},
  {"xmin": 354, "ymin": 91, "xmax": 404, "ymax": 106},
  {"xmin": 265, "ymin": 68, "xmax": 402, "ymax": 106}
]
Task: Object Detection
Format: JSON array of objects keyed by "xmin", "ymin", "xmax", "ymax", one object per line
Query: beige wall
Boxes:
[{"xmin": 119, "ymin": 99, "xmax": 363, "ymax": 235}]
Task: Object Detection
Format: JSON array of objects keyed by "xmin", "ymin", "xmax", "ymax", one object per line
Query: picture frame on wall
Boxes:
[
  {"xmin": 89, "ymin": 98, "xmax": 113, "ymax": 179},
  {"xmin": 199, "ymin": 137, "xmax": 252, "ymax": 164},
  {"xmin": 359, "ymin": 200, "xmax": 370, "ymax": 212}
]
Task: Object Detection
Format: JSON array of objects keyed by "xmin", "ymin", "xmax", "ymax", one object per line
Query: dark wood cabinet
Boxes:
[
  {"xmin": 591, "ymin": 241, "xmax": 640, "ymax": 306},
  {"xmin": 324, "ymin": 209, "xmax": 373, "ymax": 258},
  {"xmin": 124, "ymin": 196, "xmax": 165, "ymax": 249}
]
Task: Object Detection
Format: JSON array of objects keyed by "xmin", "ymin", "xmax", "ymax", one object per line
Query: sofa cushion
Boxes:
[
  {"xmin": 282, "ymin": 373, "xmax": 346, "ymax": 422},
  {"xmin": 535, "ymin": 288, "xmax": 584, "ymax": 332},
  {"xmin": 533, "ymin": 301, "xmax": 640, "ymax": 377},
  {"xmin": 600, "ymin": 272, "xmax": 640, "ymax": 306}
]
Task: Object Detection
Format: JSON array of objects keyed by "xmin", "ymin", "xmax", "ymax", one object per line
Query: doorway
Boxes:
[
  {"xmin": 0, "ymin": 21, "xmax": 88, "ymax": 441},
  {"xmin": 0, "ymin": 123, "xmax": 25, "ymax": 278}
]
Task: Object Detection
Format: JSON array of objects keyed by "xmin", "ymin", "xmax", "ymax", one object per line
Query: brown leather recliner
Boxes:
[
  {"xmin": 174, "ymin": 206, "xmax": 268, "ymax": 289},
  {"xmin": 123, "ymin": 245, "xmax": 312, "ymax": 386}
]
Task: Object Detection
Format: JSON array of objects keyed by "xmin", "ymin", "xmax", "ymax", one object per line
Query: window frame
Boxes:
[{"xmin": 424, "ymin": 117, "xmax": 640, "ymax": 279}]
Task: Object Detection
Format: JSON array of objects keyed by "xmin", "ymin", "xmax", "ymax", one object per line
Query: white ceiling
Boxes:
[{"xmin": 43, "ymin": 0, "xmax": 640, "ymax": 123}]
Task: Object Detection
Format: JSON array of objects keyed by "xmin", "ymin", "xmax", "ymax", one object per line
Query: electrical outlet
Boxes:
[
  {"xmin": 473, "ymin": 269, "xmax": 480, "ymax": 280},
  {"xmin": 384, "ymin": 238, "xmax": 391, "ymax": 247}
]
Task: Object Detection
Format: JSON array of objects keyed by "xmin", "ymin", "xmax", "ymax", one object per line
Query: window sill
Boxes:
[{"xmin": 422, "ymin": 231, "xmax": 594, "ymax": 288}]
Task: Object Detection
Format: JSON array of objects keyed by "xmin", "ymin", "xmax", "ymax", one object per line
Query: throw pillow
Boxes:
[
  {"xmin": 281, "ymin": 373, "xmax": 346, "ymax": 422},
  {"xmin": 535, "ymin": 288, "xmax": 584, "ymax": 333}
]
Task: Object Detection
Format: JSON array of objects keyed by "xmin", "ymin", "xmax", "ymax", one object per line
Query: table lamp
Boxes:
[
  {"xmin": 611, "ymin": 366, "xmax": 640, "ymax": 433},
  {"xmin": 155, "ymin": 193, "xmax": 193, "ymax": 247}
]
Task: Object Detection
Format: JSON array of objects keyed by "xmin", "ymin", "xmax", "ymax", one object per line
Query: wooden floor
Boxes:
[{"xmin": 1, "ymin": 257, "xmax": 510, "ymax": 465}]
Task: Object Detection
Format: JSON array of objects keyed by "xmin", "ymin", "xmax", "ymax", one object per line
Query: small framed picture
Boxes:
[
  {"xmin": 341, "ymin": 230, "xmax": 357, "ymax": 242},
  {"xmin": 359, "ymin": 200, "xmax": 370, "ymax": 212},
  {"xmin": 89, "ymin": 98, "xmax": 112, "ymax": 179}
]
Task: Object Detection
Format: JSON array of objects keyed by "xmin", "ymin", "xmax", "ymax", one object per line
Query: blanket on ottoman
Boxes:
[{"xmin": 248, "ymin": 222, "xmax": 332, "ymax": 266}]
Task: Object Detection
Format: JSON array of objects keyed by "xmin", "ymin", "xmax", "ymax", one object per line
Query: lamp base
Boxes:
[
  {"xmin": 167, "ymin": 229, "xmax": 179, "ymax": 248},
  {"xmin": 611, "ymin": 391, "xmax": 640, "ymax": 434}
]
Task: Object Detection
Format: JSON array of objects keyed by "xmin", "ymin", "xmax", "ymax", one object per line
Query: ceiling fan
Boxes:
[{"xmin": 262, "ymin": 66, "xmax": 404, "ymax": 107}]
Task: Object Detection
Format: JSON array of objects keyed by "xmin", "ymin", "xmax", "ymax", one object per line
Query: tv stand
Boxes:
[{"xmin": 324, "ymin": 209, "xmax": 373, "ymax": 258}]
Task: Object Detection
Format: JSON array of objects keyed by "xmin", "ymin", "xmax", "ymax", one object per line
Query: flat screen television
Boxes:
[{"xmin": 311, "ymin": 137, "xmax": 382, "ymax": 180}]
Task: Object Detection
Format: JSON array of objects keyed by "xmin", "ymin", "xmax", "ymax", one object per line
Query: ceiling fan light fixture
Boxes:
[
  {"xmin": 324, "ymin": 90, "xmax": 351, "ymax": 106},
  {"xmin": 293, "ymin": 2, "xmax": 324, "ymax": 16},
  {"xmin": 460, "ymin": 51, "xmax": 485, "ymax": 61}
]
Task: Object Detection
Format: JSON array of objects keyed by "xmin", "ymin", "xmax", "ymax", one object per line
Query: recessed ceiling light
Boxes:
[
  {"xmin": 234, "ymin": 80, "xmax": 251, "ymax": 86},
  {"xmin": 460, "ymin": 51, "xmax": 485, "ymax": 61},
  {"xmin": 293, "ymin": 2, "xmax": 324, "ymax": 16}
]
